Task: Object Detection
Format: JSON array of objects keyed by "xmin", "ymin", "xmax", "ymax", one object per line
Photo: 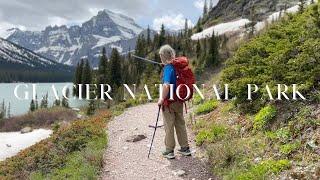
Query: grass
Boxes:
[
  {"xmin": 0, "ymin": 110, "xmax": 111, "ymax": 179},
  {"xmin": 195, "ymin": 99, "xmax": 219, "ymax": 115}
]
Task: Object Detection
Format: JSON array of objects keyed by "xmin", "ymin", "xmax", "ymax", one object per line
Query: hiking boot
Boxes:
[
  {"xmin": 178, "ymin": 147, "xmax": 192, "ymax": 156},
  {"xmin": 162, "ymin": 150, "xmax": 175, "ymax": 159}
]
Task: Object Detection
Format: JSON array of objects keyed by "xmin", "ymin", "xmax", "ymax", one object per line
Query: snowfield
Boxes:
[
  {"xmin": 191, "ymin": 19, "xmax": 250, "ymax": 40},
  {"xmin": 0, "ymin": 129, "xmax": 52, "ymax": 161},
  {"xmin": 192, "ymin": 0, "xmax": 316, "ymax": 40}
]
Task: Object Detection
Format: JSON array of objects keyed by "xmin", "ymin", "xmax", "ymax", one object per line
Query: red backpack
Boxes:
[{"xmin": 163, "ymin": 57, "xmax": 196, "ymax": 109}]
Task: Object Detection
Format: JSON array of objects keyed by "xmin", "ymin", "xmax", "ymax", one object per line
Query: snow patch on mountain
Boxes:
[
  {"xmin": 92, "ymin": 35, "xmax": 122, "ymax": 49},
  {"xmin": 0, "ymin": 38, "xmax": 63, "ymax": 68},
  {"xmin": 191, "ymin": 19, "xmax": 250, "ymax": 40}
]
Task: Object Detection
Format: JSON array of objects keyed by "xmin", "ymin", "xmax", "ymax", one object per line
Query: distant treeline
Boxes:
[{"xmin": 0, "ymin": 61, "xmax": 74, "ymax": 83}]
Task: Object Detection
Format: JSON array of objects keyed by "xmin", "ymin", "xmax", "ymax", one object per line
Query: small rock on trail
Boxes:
[{"xmin": 126, "ymin": 134, "xmax": 147, "ymax": 142}]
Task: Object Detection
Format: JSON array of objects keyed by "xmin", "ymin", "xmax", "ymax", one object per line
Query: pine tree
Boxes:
[
  {"xmin": 159, "ymin": 24, "xmax": 166, "ymax": 47},
  {"xmin": 30, "ymin": 99, "xmax": 36, "ymax": 112},
  {"xmin": 81, "ymin": 59, "xmax": 92, "ymax": 98},
  {"xmin": 299, "ymin": 0, "xmax": 306, "ymax": 13},
  {"xmin": 73, "ymin": 60, "xmax": 84, "ymax": 96},
  {"xmin": 147, "ymin": 25, "xmax": 151, "ymax": 47},
  {"xmin": 203, "ymin": 0, "xmax": 208, "ymax": 17},
  {"xmin": 207, "ymin": 30, "xmax": 219, "ymax": 66},
  {"xmin": 7, "ymin": 102, "xmax": 11, "ymax": 118},
  {"xmin": 312, "ymin": 4, "xmax": 320, "ymax": 29},
  {"xmin": 184, "ymin": 19, "xmax": 189, "ymax": 37},
  {"xmin": 109, "ymin": 48, "xmax": 122, "ymax": 88},
  {"xmin": 35, "ymin": 95, "xmax": 38, "ymax": 110},
  {"xmin": 0, "ymin": 100, "xmax": 5, "ymax": 119},
  {"xmin": 86, "ymin": 100, "xmax": 96, "ymax": 115},
  {"xmin": 209, "ymin": 0, "xmax": 213, "ymax": 11},
  {"xmin": 40, "ymin": 93, "xmax": 48, "ymax": 108},
  {"xmin": 196, "ymin": 39, "xmax": 201, "ymax": 59},
  {"xmin": 62, "ymin": 88, "xmax": 70, "ymax": 108},
  {"xmin": 54, "ymin": 99, "xmax": 61, "ymax": 106},
  {"xmin": 98, "ymin": 47, "xmax": 109, "ymax": 99},
  {"xmin": 247, "ymin": 4, "xmax": 257, "ymax": 38},
  {"xmin": 196, "ymin": 17, "xmax": 203, "ymax": 33}
]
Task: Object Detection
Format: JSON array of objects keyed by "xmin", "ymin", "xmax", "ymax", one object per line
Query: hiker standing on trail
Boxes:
[{"xmin": 157, "ymin": 45, "xmax": 192, "ymax": 159}]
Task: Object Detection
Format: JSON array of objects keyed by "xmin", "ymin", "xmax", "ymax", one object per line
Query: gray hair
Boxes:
[{"xmin": 159, "ymin": 45, "xmax": 176, "ymax": 63}]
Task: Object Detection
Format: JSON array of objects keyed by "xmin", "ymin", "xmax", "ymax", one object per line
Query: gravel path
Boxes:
[{"xmin": 102, "ymin": 103, "xmax": 214, "ymax": 180}]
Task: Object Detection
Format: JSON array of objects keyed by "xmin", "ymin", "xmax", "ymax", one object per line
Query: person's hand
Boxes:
[{"xmin": 157, "ymin": 98, "xmax": 164, "ymax": 106}]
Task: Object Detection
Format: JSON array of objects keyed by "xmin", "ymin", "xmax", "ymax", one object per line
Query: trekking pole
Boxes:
[
  {"xmin": 148, "ymin": 105, "xmax": 161, "ymax": 158},
  {"xmin": 132, "ymin": 55, "xmax": 162, "ymax": 66}
]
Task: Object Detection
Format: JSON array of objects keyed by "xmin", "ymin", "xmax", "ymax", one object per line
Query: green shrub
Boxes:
[
  {"xmin": 195, "ymin": 100, "xmax": 218, "ymax": 115},
  {"xmin": 253, "ymin": 105, "xmax": 277, "ymax": 130},
  {"xmin": 193, "ymin": 94, "xmax": 204, "ymax": 105},
  {"xmin": 232, "ymin": 160, "xmax": 291, "ymax": 180},
  {"xmin": 280, "ymin": 142, "xmax": 301, "ymax": 155},
  {"xmin": 0, "ymin": 110, "xmax": 111, "ymax": 179},
  {"xmin": 195, "ymin": 123, "xmax": 226, "ymax": 146}
]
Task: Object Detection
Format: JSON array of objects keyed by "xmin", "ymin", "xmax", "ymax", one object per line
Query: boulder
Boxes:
[{"xmin": 21, "ymin": 127, "xmax": 32, "ymax": 134}]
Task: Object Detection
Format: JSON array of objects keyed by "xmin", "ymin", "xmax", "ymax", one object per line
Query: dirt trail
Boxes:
[{"xmin": 102, "ymin": 103, "xmax": 214, "ymax": 180}]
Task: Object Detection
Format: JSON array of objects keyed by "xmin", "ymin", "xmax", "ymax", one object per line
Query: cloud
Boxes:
[
  {"xmin": 0, "ymin": 0, "xmax": 150, "ymax": 33},
  {"xmin": 0, "ymin": 22, "xmax": 26, "ymax": 38},
  {"xmin": 152, "ymin": 14, "xmax": 194, "ymax": 31},
  {"xmin": 194, "ymin": 0, "xmax": 205, "ymax": 11},
  {"xmin": 194, "ymin": 0, "xmax": 219, "ymax": 11}
]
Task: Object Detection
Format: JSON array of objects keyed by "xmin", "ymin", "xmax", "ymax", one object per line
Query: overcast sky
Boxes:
[{"xmin": 0, "ymin": 0, "xmax": 219, "ymax": 37}]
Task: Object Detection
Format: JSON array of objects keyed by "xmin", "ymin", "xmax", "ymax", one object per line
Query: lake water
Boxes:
[{"xmin": 0, "ymin": 83, "xmax": 87, "ymax": 117}]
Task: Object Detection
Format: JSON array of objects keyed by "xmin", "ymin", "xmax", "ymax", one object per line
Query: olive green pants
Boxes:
[{"xmin": 162, "ymin": 102, "xmax": 189, "ymax": 151}]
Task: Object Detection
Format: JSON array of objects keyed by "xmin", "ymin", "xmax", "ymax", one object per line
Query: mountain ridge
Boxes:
[{"xmin": 6, "ymin": 9, "xmax": 144, "ymax": 67}]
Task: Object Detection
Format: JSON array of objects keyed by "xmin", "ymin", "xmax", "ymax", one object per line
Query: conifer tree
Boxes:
[
  {"xmin": 247, "ymin": 4, "xmax": 257, "ymax": 38},
  {"xmin": 312, "ymin": 4, "xmax": 320, "ymax": 29},
  {"xmin": 203, "ymin": 0, "xmax": 208, "ymax": 17},
  {"xmin": 206, "ymin": 30, "xmax": 219, "ymax": 66},
  {"xmin": 30, "ymin": 99, "xmax": 36, "ymax": 112},
  {"xmin": 196, "ymin": 39, "xmax": 201, "ymax": 59},
  {"xmin": 159, "ymin": 24, "xmax": 166, "ymax": 47},
  {"xmin": 7, "ymin": 102, "xmax": 11, "ymax": 118},
  {"xmin": 209, "ymin": 0, "xmax": 213, "ymax": 11},
  {"xmin": 196, "ymin": 17, "xmax": 203, "ymax": 33},
  {"xmin": 62, "ymin": 88, "xmax": 70, "ymax": 108},
  {"xmin": 40, "ymin": 93, "xmax": 48, "ymax": 108},
  {"xmin": 109, "ymin": 48, "xmax": 122, "ymax": 88},
  {"xmin": 98, "ymin": 47, "xmax": 109, "ymax": 99},
  {"xmin": 87, "ymin": 100, "xmax": 96, "ymax": 115},
  {"xmin": 54, "ymin": 99, "xmax": 61, "ymax": 106},
  {"xmin": 35, "ymin": 95, "xmax": 38, "ymax": 110},
  {"xmin": 81, "ymin": 59, "xmax": 92, "ymax": 98},
  {"xmin": 147, "ymin": 25, "xmax": 151, "ymax": 47},
  {"xmin": 299, "ymin": 0, "xmax": 306, "ymax": 13},
  {"xmin": 0, "ymin": 100, "xmax": 5, "ymax": 119},
  {"xmin": 184, "ymin": 19, "xmax": 189, "ymax": 37}
]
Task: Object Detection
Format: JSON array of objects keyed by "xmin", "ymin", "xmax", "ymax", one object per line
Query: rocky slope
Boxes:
[
  {"xmin": 208, "ymin": 0, "xmax": 300, "ymax": 23},
  {"xmin": 6, "ymin": 10, "xmax": 144, "ymax": 67}
]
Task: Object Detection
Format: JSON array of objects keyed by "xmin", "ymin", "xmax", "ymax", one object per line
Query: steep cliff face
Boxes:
[{"xmin": 208, "ymin": 0, "xmax": 299, "ymax": 22}]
